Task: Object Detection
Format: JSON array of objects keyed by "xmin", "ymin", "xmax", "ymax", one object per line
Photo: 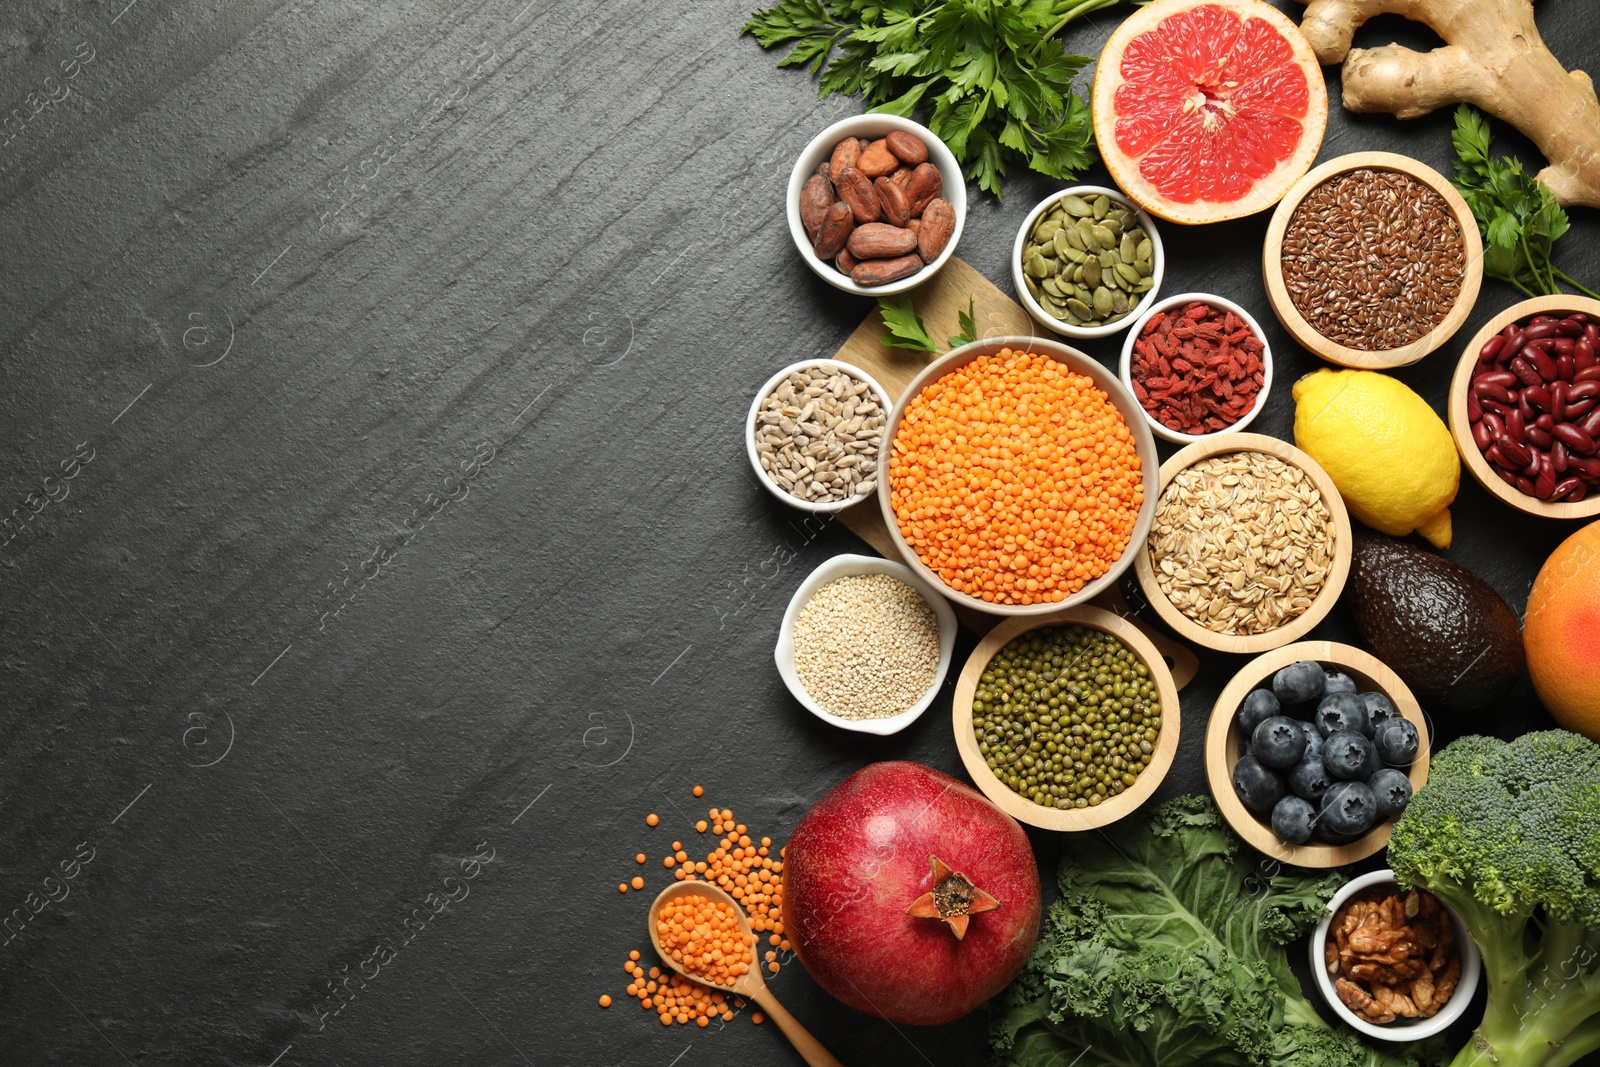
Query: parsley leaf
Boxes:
[
  {"xmin": 1450, "ymin": 105, "xmax": 1597, "ymax": 300},
  {"xmin": 949, "ymin": 296, "xmax": 978, "ymax": 348},
  {"xmin": 742, "ymin": 0, "xmax": 1141, "ymax": 199},
  {"xmin": 877, "ymin": 295, "xmax": 941, "ymax": 353}
]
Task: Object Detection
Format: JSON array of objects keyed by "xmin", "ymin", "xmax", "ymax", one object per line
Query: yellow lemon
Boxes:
[{"xmin": 1292, "ymin": 369, "xmax": 1459, "ymax": 548}]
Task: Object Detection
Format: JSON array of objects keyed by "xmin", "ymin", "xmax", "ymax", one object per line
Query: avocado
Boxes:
[{"xmin": 1349, "ymin": 532, "xmax": 1525, "ymax": 712}]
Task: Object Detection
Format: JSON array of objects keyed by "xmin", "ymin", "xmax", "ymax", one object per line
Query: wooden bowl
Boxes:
[
  {"xmin": 1447, "ymin": 294, "xmax": 1600, "ymax": 520},
  {"xmin": 952, "ymin": 605, "xmax": 1181, "ymax": 832},
  {"xmin": 877, "ymin": 335, "xmax": 1160, "ymax": 617},
  {"xmin": 1132, "ymin": 433, "xmax": 1353, "ymax": 654},
  {"xmin": 1205, "ymin": 642, "xmax": 1430, "ymax": 868},
  {"xmin": 1262, "ymin": 152, "xmax": 1482, "ymax": 369}
]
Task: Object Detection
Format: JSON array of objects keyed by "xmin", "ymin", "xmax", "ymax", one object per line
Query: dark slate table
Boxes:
[{"xmin": 2, "ymin": 1, "xmax": 1596, "ymax": 1064}]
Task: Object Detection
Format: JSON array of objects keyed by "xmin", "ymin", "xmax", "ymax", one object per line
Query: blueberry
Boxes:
[
  {"xmin": 1298, "ymin": 720, "xmax": 1324, "ymax": 764},
  {"xmin": 1360, "ymin": 692, "xmax": 1400, "ymax": 730},
  {"xmin": 1323, "ymin": 730, "xmax": 1378, "ymax": 780},
  {"xmin": 1272, "ymin": 795, "xmax": 1317, "ymax": 844},
  {"xmin": 1237, "ymin": 689, "xmax": 1281, "ymax": 735},
  {"xmin": 1374, "ymin": 718, "xmax": 1420, "ymax": 767},
  {"xmin": 1289, "ymin": 757, "xmax": 1333, "ymax": 803},
  {"xmin": 1272, "ymin": 660, "xmax": 1326, "ymax": 707},
  {"xmin": 1368, "ymin": 767, "xmax": 1413, "ymax": 818},
  {"xmin": 1233, "ymin": 752, "xmax": 1286, "ymax": 813},
  {"xmin": 1320, "ymin": 780, "xmax": 1378, "ymax": 837},
  {"xmin": 1323, "ymin": 669, "xmax": 1358, "ymax": 696},
  {"xmin": 1252, "ymin": 716, "xmax": 1309, "ymax": 769},
  {"xmin": 1315, "ymin": 692, "xmax": 1369, "ymax": 738}
]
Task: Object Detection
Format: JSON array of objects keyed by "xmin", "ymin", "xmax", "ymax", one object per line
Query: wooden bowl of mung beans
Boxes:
[{"xmin": 951, "ymin": 605, "xmax": 1180, "ymax": 832}]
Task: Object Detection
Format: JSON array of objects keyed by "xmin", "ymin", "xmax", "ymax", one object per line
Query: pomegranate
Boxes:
[{"xmin": 782, "ymin": 761, "xmax": 1041, "ymax": 1026}]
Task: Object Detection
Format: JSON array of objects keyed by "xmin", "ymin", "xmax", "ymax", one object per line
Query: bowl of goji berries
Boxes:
[{"xmin": 1119, "ymin": 293, "xmax": 1274, "ymax": 444}]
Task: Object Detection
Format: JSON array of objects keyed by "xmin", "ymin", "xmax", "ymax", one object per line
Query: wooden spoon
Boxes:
[{"xmin": 648, "ymin": 881, "xmax": 844, "ymax": 1067}]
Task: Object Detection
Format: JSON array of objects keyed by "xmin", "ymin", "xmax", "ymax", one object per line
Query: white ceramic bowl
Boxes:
[
  {"xmin": 877, "ymin": 335, "xmax": 1161, "ymax": 617},
  {"xmin": 1310, "ymin": 869, "xmax": 1482, "ymax": 1041},
  {"xmin": 1013, "ymin": 185, "xmax": 1165, "ymax": 340},
  {"xmin": 1118, "ymin": 292, "xmax": 1275, "ymax": 444},
  {"xmin": 786, "ymin": 114, "xmax": 967, "ymax": 296},
  {"xmin": 774, "ymin": 553, "xmax": 958, "ymax": 735},
  {"xmin": 747, "ymin": 358, "xmax": 893, "ymax": 514}
]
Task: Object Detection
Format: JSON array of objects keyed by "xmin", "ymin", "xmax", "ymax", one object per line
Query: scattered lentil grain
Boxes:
[{"xmin": 791, "ymin": 574, "xmax": 941, "ymax": 720}]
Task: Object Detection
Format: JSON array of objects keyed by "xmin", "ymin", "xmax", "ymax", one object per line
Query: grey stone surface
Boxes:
[{"xmin": 1, "ymin": 0, "xmax": 1596, "ymax": 1063}]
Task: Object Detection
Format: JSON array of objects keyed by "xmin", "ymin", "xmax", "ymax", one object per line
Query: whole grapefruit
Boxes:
[
  {"xmin": 1525, "ymin": 520, "xmax": 1600, "ymax": 742},
  {"xmin": 1091, "ymin": 0, "xmax": 1327, "ymax": 224}
]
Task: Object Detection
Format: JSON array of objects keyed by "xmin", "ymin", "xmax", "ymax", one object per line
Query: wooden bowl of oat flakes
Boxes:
[{"xmin": 1132, "ymin": 433, "xmax": 1353, "ymax": 654}]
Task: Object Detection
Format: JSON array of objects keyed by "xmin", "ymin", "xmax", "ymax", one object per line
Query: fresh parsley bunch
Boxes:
[
  {"xmin": 877, "ymin": 295, "xmax": 977, "ymax": 354},
  {"xmin": 743, "ymin": 0, "xmax": 1137, "ymax": 198},
  {"xmin": 1451, "ymin": 105, "xmax": 1597, "ymax": 300}
]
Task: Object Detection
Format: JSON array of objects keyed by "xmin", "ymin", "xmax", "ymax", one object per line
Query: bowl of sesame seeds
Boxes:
[
  {"xmin": 1263, "ymin": 152, "xmax": 1483, "ymax": 370},
  {"xmin": 774, "ymin": 553, "xmax": 958, "ymax": 736}
]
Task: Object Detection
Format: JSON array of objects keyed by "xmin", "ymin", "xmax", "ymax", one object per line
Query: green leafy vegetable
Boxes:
[
  {"xmin": 877, "ymin": 294, "xmax": 941, "ymax": 353},
  {"xmin": 877, "ymin": 295, "xmax": 978, "ymax": 354},
  {"xmin": 1451, "ymin": 105, "xmax": 1598, "ymax": 300},
  {"xmin": 742, "ymin": 0, "xmax": 1141, "ymax": 198},
  {"xmin": 991, "ymin": 795, "xmax": 1445, "ymax": 1067},
  {"xmin": 1387, "ymin": 731, "xmax": 1600, "ymax": 1067}
]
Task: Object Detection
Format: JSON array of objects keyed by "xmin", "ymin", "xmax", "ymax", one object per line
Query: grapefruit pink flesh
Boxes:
[{"xmin": 1113, "ymin": 4, "xmax": 1309, "ymax": 204}]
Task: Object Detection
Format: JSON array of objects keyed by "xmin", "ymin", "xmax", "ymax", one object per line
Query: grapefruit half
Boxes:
[{"xmin": 1091, "ymin": 0, "xmax": 1327, "ymax": 225}]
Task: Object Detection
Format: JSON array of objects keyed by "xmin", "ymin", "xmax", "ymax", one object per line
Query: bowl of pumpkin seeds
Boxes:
[{"xmin": 1013, "ymin": 185, "xmax": 1164, "ymax": 340}]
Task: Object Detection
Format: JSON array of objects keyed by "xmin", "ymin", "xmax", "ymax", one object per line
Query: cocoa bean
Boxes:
[
  {"xmin": 890, "ymin": 166, "xmax": 913, "ymax": 190},
  {"xmin": 829, "ymin": 138, "xmax": 862, "ymax": 178},
  {"xmin": 885, "ymin": 131, "xmax": 928, "ymax": 165},
  {"xmin": 800, "ymin": 174, "xmax": 836, "ymax": 240},
  {"xmin": 848, "ymin": 222, "xmax": 919, "ymax": 260},
  {"xmin": 836, "ymin": 248, "xmax": 860, "ymax": 274},
  {"xmin": 906, "ymin": 163, "xmax": 943, "ymax": 217},
  {"xmin": 858, "ymin": 138, "xmax": 898, "ymax": 178},
  {"xmin": 875, "ymin": 177, "xmax": 911, "ymax": 228},
  {"xmin": 812, "ymin": 201, "xmax": 855, "ymax": 260},
  {"xmin": 917, "ymin": 198, "xmax": 955, "ymax": 261},
  {"xmin": 834, "ymin": 167, "xmax": 881, "ymax": 224},
  {"xmin": 851, "ymin": 253, "xmax": 924, "ymax": 287}
]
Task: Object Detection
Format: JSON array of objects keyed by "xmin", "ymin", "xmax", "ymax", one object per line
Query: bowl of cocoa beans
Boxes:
[
  {"xmin": 1118, "ymin": 293, "xmax": 1274, "ymax": 444},
  {"xmin": 1449, "ymin": 294, "xmax": 1600, "ymax": 519},
  {"xmin": 788, "ymin": 115, "xmax": 966, "ymax": 295}
]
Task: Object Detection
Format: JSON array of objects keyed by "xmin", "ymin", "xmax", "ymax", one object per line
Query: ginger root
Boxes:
[{"xmin": 1296, "ymin": 0, "xmax": 1600, "ymax": 209}]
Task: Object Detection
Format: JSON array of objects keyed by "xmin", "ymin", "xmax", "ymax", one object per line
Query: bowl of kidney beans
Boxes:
[{"xmin": 1450, "ymin": 295, "xmax": 1600, "ymax": 519}]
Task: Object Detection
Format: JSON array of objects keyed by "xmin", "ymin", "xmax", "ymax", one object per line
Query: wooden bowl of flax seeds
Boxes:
[
  {"xmin": 1132, "ymin": 433, "xmax": 1353, "ymax": 655},
  {"xmin": 1263, "ymin": 152, "xmax": 1482, "ymax": 369}
]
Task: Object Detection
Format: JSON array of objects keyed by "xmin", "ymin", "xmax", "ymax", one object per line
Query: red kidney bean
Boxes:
[
  {"xmin": 1526, "ymin": 348, "xmax": 1559, "ymax": 380},
  {"xmin": 1553, "ymin": 381, "xmax": 1568, "ymax": 422},
  {"xmin": 1559, "ymin": 354, "xmax": 1576, "ymax": 381},
  {"xmin": 1528, "ymin": 426, "xmax": 1555, "ymax": 450},
  {"xmin": 1500, "ymin": 438, "xmax": 1534, "ymax": 468},
  {"xmin": 1472, "ymin": 420, "xmax": 1492, "ymax": 451},
  {"xmin": 1553, "ymin": 422, "xmax": 1597, "ymax": 454},
  {"xmin": 1511, "ymin": 357, "xmax": 1542, "ymax": 388},
  {"xmin": 1481, "ymin": 335, "xmax": 1506, "ymax": 362},
  {"xmin": 1537, "ymin": 466, "xmax": 1557, "ymax": 500},
  {"xmin": 1495, "ymin": 466, "xmax": 1519, "ymax": 487},
  {"xmin": 1553, "ymin": 476, "xmax": 1582, "ymax": 500},
  {"xmin": 1554, "ymin": 337, "xmax": 1577, "ymax": 355},
  {"xmin": 1487, "ymin": 443, "xmax": 1509, "ymax": 469},
  {"xmin": 1525, "ymin": 322, "xmax": 1560, "ymax": 342},
  {"xmin": 1557, "ymin": 318, "xmax": 1585, "ymax": 337},
  {"xmin": 1517, "ymin": 474, "xmax": 1537, "ymax": 495},
  {"xmin": 1476, "ymin": 378, "xmax": 1516, "ymax": 404},
  {"xmin": 1520, "ymin": 392, "xmax": 1538, "ymax": 423},
  {"xmin": 1506, "ymin": 328, "xmax": 1526, "ymax": 353},
  {"xmin": 1578, "ymin": 366, "xmax": 1600, "ymax": 383},
  {"xmin": 1587, "ymin": 323, "xmax": 1600, "ymax": 341},
  {"xmin": 1569, "ymin": 381, "xmax": 1600, "ymax": 402},
  {"xmin": 1580, "ymin": 339, "xmax": 1598, "ymax": 372},
  {"xmin": 1476, "ymin": 369, "xmax": 1518, "ymax": 389},
  {"xmin": 1569, "ymin": 482, "xmax": 1590, "ymax": 503},
  {"xmin": 1583, "ymin": 408, "xmax": 1600, "ymax": 438},
  {"xmin": 1537, "ymin": 413, "xmax": 1557, "ymax": 432},
  {"xmin": 1554, "ymin": 440, "xmax": 1570, "ymax": 473},
  {"xmin": 1569, "ymin": 398, "xmax": 1597, "ymax": 419},
  {"xmin": 1571, "ymin": 456, "xmax": 1600, "ymax": 479},
  {"xmin": 1484, "ymin": 411, "xmax": 1506, "ymax": 440},
  {"xmin": 1525, "ymin": 385, "xmax": 1552, "ymax": 412},
  {"xmin": 1469, "ymin": 390, "xmax": 1483, "ymax": 422}
]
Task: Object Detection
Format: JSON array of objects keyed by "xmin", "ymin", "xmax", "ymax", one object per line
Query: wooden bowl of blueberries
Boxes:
[{"xmin": 1204, "ymin": 642, "xmax": 1430, "ymax": 867}]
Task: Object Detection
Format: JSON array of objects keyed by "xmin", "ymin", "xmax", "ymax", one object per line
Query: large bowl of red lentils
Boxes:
[{"xmin": 878, "ymin": 337, "xmax": 1160, "ymax": 616}]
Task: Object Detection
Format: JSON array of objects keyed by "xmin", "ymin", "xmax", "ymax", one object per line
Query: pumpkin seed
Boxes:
[
  {"xmin": 1066, "ymin": 297, "xmax": 1094, "ymax": 319},
  {"xmin": 1021, "ymin": 192, "xmax": 1158, "ymax": 329},
  {"xmin": 1036, "ymin": 219, "xmax": 1061, "ymax": 240},
  {"xmin": 1120, "ymin": 233, "xmax": 1137, "ymax": 262},
  {"xmin": 1082, "ymin": 260, "xmax": 1102, "ymax": 288},
  {"xmin": 1115, "ymin": 262, "xmax": 1142, "ymax": 286},
  {"xmin": 1092, "ymin": 195, "xmax": 1110, "ymax": 220},
  {"xmin": 1093, "ymin": 224, "xmax": 1118, "ymax": 249},
  {"xmin": 1064, "ymin": 224, "xmax": 1086, "ymax": 251},
  {"xmin": 1052, "ymin": 230, "xmax": 1072, "ymax": 258},
  {"xmin": 1137, "ymin": 238, "xmax": 1153, "ymax": 262},
  {"xmin": 1078, "ymin": 219, "xmax": 1102, "ymax": 251},
  {"xmin": 1094, "ymin": 288, "xmax": 1114, "ymax": 316},
  {"xmin": 1061, "ymin": 194, "xmax": 1093, "ymax": 217}
]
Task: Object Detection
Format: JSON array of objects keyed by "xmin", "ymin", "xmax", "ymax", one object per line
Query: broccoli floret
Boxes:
[{"xmin": 1387, "ymin": 730, "xmax": 1600, "ymax": 1067}]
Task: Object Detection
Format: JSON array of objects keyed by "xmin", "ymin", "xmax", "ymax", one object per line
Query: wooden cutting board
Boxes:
[{"xmin": 828, "ymin": 256, "xmax": 1200, "ymax": 688}]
